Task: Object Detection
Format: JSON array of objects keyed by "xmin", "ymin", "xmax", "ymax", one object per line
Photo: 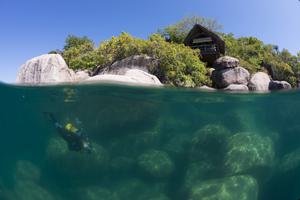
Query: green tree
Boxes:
[
  {"xmin": 62, "ymin": 35, "xmax": 99, "ymax": 70},
  {"xmin": 63, "ymin": 35, "xmax": 94, "ymax": 51},
  {"xmin": 159, "ymin": 16, "xmax": 223, "ymax": 43}
]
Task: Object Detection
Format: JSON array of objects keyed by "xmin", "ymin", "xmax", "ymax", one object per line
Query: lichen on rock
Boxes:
[
  {"xmin": 138, "ymin": 150, "xmax": 174, "ymax": 178},
  {"xmin": 188, "ymin": 175, "xmax": 258, "ymax": 200},
  {"xmin": 225, "ymin": 132, "xmax": 275, "ymax": 175}
]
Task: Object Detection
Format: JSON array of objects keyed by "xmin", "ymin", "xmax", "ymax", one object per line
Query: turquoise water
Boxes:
[{"xmin": 0, "ymin": 82, "xmax": 300, "ymax": 200}]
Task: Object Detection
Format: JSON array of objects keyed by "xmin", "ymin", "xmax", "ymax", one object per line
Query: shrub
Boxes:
[
  {"xmin": 62, "ymin": 35, "xmax": 98, "ymax": 70},
  {"xmin": 95, "ymin": 33, "xmax": 210, "ymax": 87}
]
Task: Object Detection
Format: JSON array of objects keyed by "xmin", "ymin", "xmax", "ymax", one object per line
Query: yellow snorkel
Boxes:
[{"xmin": 65, "ymin": 123, "xmax": 78, "ymax": 133}]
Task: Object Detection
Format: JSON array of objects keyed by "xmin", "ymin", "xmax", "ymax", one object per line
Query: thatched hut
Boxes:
[{"xmin": 184, "ymin": 24, "xmax": 225, "ymax": 65}]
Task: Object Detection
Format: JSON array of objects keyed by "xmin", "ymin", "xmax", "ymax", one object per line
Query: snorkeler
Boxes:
[{"xmin": 44, "ymin": 112, "xmax": 93, "ymax": 153}]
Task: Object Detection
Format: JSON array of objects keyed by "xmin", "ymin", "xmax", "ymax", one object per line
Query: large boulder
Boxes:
[
  {"xmin": 248, "ymin": 72, "xmax": 271, "ymax": 91},
  {"xmin": 189, "ymin": 124, "xmax": 231, "ymax": 164},
  {"xmin": 98, "ymin": 55, "xmax": 158, "ymax": 75},
  {"xmin": 224, "ymin": 132, "xmax": 275, "ymax": 175},
  {"xmin": 74, "ymin": 70, "xmax": 90, "ymax": 81},
  {"xmin": 213, "ymin": 56, "xmax": 240, "ymax": 70},
  {"xmin": 279, "ymin": 148, "xmax": 300, "ymax": 173},
  {"xmin": 223, "ymin": 84, "xmax": 249, "ymax": 91},
  {"xmin": 85, "ymin": 69, "xmax": 162, "ymax": 86},
  {"xmin": 46, "ymin": 137, "xmax": 110, "ymax": 181},
  {"xmin": 137, "ymin": 150, "xmax": 174, "ymax": 178},
  {"xmin": 16, "ymin": 54, "xmax": 75, "ymax": 84},
  {"xmin": 188, "ymin": 175, "xmax": 258, "ymax": 200},
  {"xmin": 269, "ymin": 80, "xmax": 292, "ymax": 90},
  {"xmin": 211, "ymin": 67, "xmax": 250, "ymax": 88},
  {"xmin": 14, "ymin": 160, "xmax": 41, "ymax": 182},
  {"xmin": 77, "ymin": 187, "xmax": 120, "ymax": 200},
  {"xmin": 13, "ymin": 180, "xmax": 56, "ymax": 200}
]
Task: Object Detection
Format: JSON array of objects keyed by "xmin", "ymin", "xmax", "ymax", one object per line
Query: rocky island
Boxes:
[{"xmin": 16, "ymin": 17, "xmax": 299, "ymax": 92}]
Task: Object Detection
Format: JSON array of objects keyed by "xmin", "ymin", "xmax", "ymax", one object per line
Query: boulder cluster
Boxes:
[
  {"xmin": 16, "ymin": 54, "xmax": 162, "ymax": 86},
  {"xmin": 0, "ymin": 121, "xmax": 280, "ymax": 200},
  {"xmin": 16, "ymin": 54, "xmax": 292, "ymax": 91},
  {"xmin": 209, "ymin": 56, "xmax": 292, "ymax": 92}
]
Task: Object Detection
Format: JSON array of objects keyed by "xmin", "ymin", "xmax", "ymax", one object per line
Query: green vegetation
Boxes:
[
  {"xmin": 54, "ymin": 16, "xmax": 299, "ymax": 87},
  {"xmin": 158, "ymin": 16, "xmax": 300, "ymax": 86},
  {"xmin": 223, "ymin": 34, "xmax": 300, "ymax": 86},
  {"xmin": 60, "ymin": 33, "xmax": 211, "ymax": 87}
]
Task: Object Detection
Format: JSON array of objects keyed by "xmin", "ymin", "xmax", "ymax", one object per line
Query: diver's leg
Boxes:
[{"xmin": 43, "ymin": 112, "xmax": 62, "ymax": 128}]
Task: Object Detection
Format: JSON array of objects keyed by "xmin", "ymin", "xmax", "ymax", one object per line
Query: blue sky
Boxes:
[{"xmin": 0, "ymin": 0, "xmax": 299, "ymax": 83}]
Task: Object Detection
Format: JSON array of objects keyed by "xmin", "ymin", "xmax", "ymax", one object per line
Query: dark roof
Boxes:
[{"xmin": 184, "ymin": 24, "xmax": 225, "ymax": 54}]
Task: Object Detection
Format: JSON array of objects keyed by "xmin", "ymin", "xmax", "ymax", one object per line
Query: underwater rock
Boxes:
[
  {"xmin": 46, "ymin": 137, "xmax": 109, "ymax": 179},
  {"xmin": 146, "ymin": 194, "xmax": 170, "ymax": 200},
  {"xmin": 138, "ymin": 150, "xmax": 174, "ymax": 178},
  {"xmin": 188, "ymin": 175, "xmax": 258, "ymax": 200},
  {"xmin": 114, "ymin": 179, "xmax": 147, "ymax": 200},
  {"xmin": 13, "ymin": 180, "xmax": 56, "ymax": 200},
  {"xmin": 110, "ymin": 156, "xmax": 136, "ymax": 174},
  {"xmin": 109, "ymin": 130, "xmax": 161, "ymax": 158},
  {"xmin": 183, "ymin": 161, "xmax": 220, "ymax": 190},
  {"xmin": 113, "ymin": 179, "xmax": 168, "ymax": 200},
  {"xmin": 189, "ymin": 124, "xmax": 231, "ymax": 163},
  {"xmin": 225, "ymin": 132, "xmax": 275, "ymax": 175},
  {"xmin": 78, "ymin": 186, "xmax": 120, "ymax": 200},
  {"xmin": 211, "ymin": 66, "xmax": 250, "ymax": 88},
  {"xmin": 279, "ymin": 147, "xmax": 300, "ymax": 173},
  {"xmin": 248, "ymin": 72, "xmax": 270, "ymax": 91},
  {"xmin": 16, "ymin": 54, "xmax": 75, "ymax": 84},
  {"xmin": 14, "ymin": 160, "xmax": 41, "ymax": 182},
  {"xmin": 163, "ymin": 133, "xmax": 190, "ymax": 158},
  {"xmin": 213, "ymin": 56, "xmax": 240, "ymax": 70}
]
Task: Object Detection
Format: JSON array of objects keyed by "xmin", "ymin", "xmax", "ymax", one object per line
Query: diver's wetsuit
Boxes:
[{"xmin": 46, "ymin": 113, "xmax": 92, "ymax": 153}]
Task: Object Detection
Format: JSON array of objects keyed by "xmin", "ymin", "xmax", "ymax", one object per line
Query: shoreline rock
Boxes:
[
  {"xmin": 16, "ymin": 54, "xmax": 75, "ymax": 84},
  {"xmin": 15, "ymin": 54, "xmax": 293, "ymax": 91},
  {"xmin": 248, "ymin": 72, "xmax": 270, "ymax": 92}
]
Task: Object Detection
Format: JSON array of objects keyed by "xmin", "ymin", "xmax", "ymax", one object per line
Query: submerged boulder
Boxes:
[
  {"xmin": 225, "ymin": 132, "xmax": 275, "ymax": 175},
  {"xmin": 269, "ymin": 80, "xmax": 292, "ymax": 90},
  {"xmin": 77, "ymin": 187, "xmax": 120, "ymax": 200},
  {"xmin": 184, "ymin": 161, "xmax": 219, "ymax": 190},
  {"xmin": 113, "ymin": 178, "xmax": 168, "ymax": 200},
  {"xmin": 211, "ymin": 67, "xmax": 250, "ymax": 88},
  {"xmin": 138, "ymin": 150, "xmax": 174, "ymax": 178},
  {"xmin": 13, "ymin": 180, "xmax": 56, "ymax": 200},
  {"xmin": 213, "ymin": 56, "xmax": 240, "ymax": 70},
  {"xmin": 248, "ymin": 72, "xmax": 270, "ymax": 91},
  {"xmin": 85, "ymin": 69, "xmax": 162, "ymax": 86},
  {"xmin": 279, "ymin": 148, "xmax": 300, "ymax": 173},
  {"xmin": 188, "ymin": 175, "xmax": 258, "ymax": 200},
  {"xmin": 189, "ymin": 124, "xmax": 231, "ymax": 163},
  {"xmin": 14, "ymin": 160, "xmax": 41, "ymax": 183},
  {"xmin": 46, "ymin": 137, "xmax": 109, "ymax": 179},
  {"xmin": 16, "ymin": 54, "xmax": 75, "ymax": 84}
]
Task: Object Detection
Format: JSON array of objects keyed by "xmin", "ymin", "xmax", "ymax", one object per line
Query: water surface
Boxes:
[{"xmin": 0, "ymin": 82, "xmax": 299, "ymax": 200}]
